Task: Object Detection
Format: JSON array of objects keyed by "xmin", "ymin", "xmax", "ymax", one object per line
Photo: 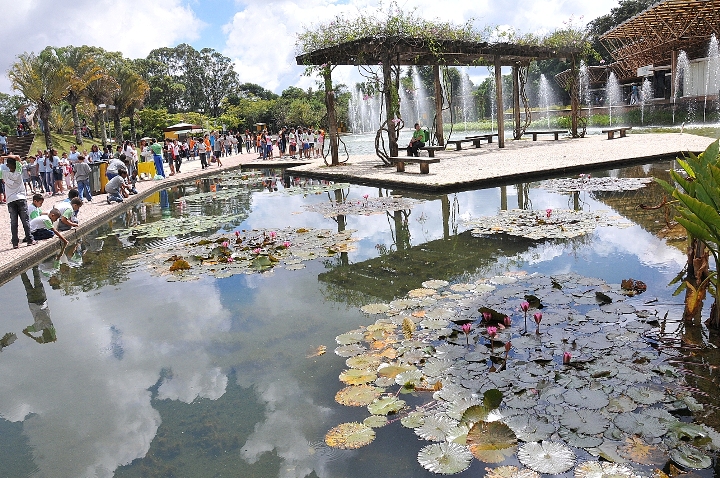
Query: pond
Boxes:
[{"xmin": 0, "ymin": 160, "xmax": 718, "ymax": 478}]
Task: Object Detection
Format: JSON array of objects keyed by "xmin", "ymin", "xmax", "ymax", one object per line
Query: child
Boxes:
[
  {"xmin": 73, "ymin": 155, "xmax": 92, "ymax": 202},
  {"xmin": 105, "ymin": 169, "xmax": 129, "ymax": 204},
  {"xmin": 30, "ymin": 209, "xmax": 68, "ymax": 244},
  {"xmin": 28, "ymin": 193, "xmax": 44, "ymax": 220},
  {"xmin": 57, "ymin": 197, "xmax": 83, "ymax": 232}
]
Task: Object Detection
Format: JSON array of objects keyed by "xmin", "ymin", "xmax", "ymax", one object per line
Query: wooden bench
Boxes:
[
  {"xmin": 447, "ymin": 137, "xmax": 484, "ymax": 150},
  {"xmin": 388, "ymin": 157, "xmax": 440, "ymax": 174},
  {"xmin": 526, "ymin": 130, "xmax": 566, "ymax": 141},
  {"xmin": 601, "ymin": 127, "xmax": 632, "ymax": 139},
  {"xmin": 404, "ymin": 145, "xmax": 445, "ymax": 158},
  {"xmin": 466, "ymin": 133, "xmax": 498, "ymax": 143}
]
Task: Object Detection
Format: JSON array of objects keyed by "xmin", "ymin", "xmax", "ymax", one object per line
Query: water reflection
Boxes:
[
  {"xmin": 0, "ymin": 160, "xmax": 716, "ymax": 477},
  {"xmin": 21, "ymin": 267, "xmax": 56, "ymax": 344}
]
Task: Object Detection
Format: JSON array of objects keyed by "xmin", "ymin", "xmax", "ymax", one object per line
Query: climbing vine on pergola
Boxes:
[{"xmin": 296, "ymin": 4, "xmax": 581, "ymax": 165}]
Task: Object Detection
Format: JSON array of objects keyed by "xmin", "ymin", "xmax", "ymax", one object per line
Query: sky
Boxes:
[{"xmin": 0, "ymin": 0, "xmax": 620, "ymax": 99}]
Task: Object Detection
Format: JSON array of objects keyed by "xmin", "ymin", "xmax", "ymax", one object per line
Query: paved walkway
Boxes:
[
  {"xmin": 289, "ymin": 133, "xmax": 715, "ymax": 191},
  {"xmin": 0, "ymin": 132, "xmax": 714, "ymax": 281}
]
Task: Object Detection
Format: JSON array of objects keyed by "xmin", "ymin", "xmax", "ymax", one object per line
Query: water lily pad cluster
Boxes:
[
  {"xmin": 541, "ymin": 176, "xmax": 654, "ymax": 193},
  {"xmin": 123, "ymin": 227, "xmax": 357, "ymax": 281},
  {"xmin": 284, "ymin": 182, "xmax": 350, "ymax": 196},
  {"xmin": 99, "ymin": 213, "xmax": 249, "ymax": 241},
  {"xmin": 465, "ymin": 209, "xmax": 631, "ymax": 240},
  {"xmin": 304, "ymin": 196, "xmax": 423, "ymax": 218},
  {"xmin": 326, "ymin": 272, "xmax": 720, "ymax": 475}
]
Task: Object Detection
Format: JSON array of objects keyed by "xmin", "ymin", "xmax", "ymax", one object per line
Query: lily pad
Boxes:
[
  {"xmin": 401, "ymin": 411, "xmax": 425, "ymax": 429},
  {"xmin": 485, "ymin": 465, "xmax": 540, "ymax": 478},
  {"xmin": 367, "ymin": 396, "xmax": 405, "ymax": 415},
  {"xmin": 335, "ymin": 385, "xmax": 382, "ymax": 407},
  {"xmin": 574, "ymin": 460, "xmax": 642, "ymax": 478},
  {"xmin": 619, "ymin": 437, "xmax": 667, "ymax": 465},
  {"xmin": 363, "ymin": 415, "xmax": 389, "ymax": 428},
  {"xmin": 415, "ymin": 414, "xmax": 460, "ymax": 441},
  {"xmin": 417, "ymin": 442, "xmax": 473, "ymax": 475},
  {"xmin": 669, "ymin": 444, "xmax": 712, "ymax": 469},
  {"xmin": 325, "ymin": 422, "xmax": 375, "ymax": 449},
  {"xmin": 339, "ymin": 369, "xmax": 377, "ymax": 385},
  {"xmin": 517, "ymin": 441, "xmax": 576, "ymax": 474},
  {"xmin": 466, "ymin": 421, "xmax": 518, "ymax": 463}
]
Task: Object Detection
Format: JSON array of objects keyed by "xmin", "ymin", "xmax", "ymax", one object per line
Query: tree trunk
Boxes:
[
  {"xmin": 39, "ymin": 104, "xmax": 53, "ymax": 151},
  {"xmin": 70, "ymin": 101, "xmax": 83, "ymax": 145},
  {"xmin": 323, "ymin": 68, "xmax": 339, "ymax": 166},
  {"xmin": 100, "ymin": 112, "xmax": 108, "ymax": 147},
  {"xmin": 570, "ymin": 61, "xmax": 580, "ymax": 138},
  {"xmin": 494, "ymin": 56, "xmax": 505, "ymax": 148},
  {"xmin": 129, "ymin": 108, "xmax": 137, "ymax": 144},
  {"xmin": 382, "ymin": 55, "xmax": 398, "ymax": 158},
  {"xmin": 512, "ymin": 65, "xmax": 521, "ymax": 140},
  {"xmin": 433, "ymin": 65, "xmax": 444, "ymax": 146},
  {"xmin": 114, "ymin": 109, "xmax": 123, "ymax": 145}
]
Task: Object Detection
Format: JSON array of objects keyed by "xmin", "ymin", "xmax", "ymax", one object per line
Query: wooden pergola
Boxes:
[
  {"xmin": 600, "ymin": 0, "xmax": 720, "ymax": 85},
  {"xmin": 296, "ymin": 37, "xmax": 578, "ymax": 164}
]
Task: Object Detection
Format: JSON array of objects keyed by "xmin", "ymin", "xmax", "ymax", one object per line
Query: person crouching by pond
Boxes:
[
  {"xmin": 407, "ymin": 123, "xmax": 425, "ymax": 157},
  {"xmin": 57, "ymin": 197, "xmax": 83, "ymax": 232},
  {"xmin": 105, "ymin": 169, "xmax": 130, "ymax": 204},
  {"xmin": 106, "ymin": 154, "xmax": 126, "ymax": 181},
  {"xmin": 30, "ymin": 208, "xmax": 68, "ymax": 245}
]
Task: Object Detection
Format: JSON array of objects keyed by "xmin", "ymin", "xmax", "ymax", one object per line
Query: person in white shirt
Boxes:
[{"xmin": 1, "ymin": 154, "xmax": 36, "ymax": 248}]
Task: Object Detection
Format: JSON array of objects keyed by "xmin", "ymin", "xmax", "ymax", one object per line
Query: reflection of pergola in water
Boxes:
[
  {"xmin": 296, "ymin": 37, "xmax": 579, "ymax": 163},
  {"xmin": 319, "ymin": 185, "xmax": 536, "ymax": 302}
]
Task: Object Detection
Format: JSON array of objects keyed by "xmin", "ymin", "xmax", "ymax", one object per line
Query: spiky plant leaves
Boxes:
[
  {"xmin": 417, "ymin": 442, "xmax": 473, "ymax": 475},
  {"xmin": 325, "ymin": 422, "xmax": 375, "ymax": 449}
]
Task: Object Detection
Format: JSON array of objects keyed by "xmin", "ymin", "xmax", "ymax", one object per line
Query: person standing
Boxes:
[
  {"xmin": 213, "ymin": 132, "xmax": 223, "ymax": 166},
  {"xmin": 73, "ymin": 155, "xmax": 92, "ymax": 202},
  {"xmin": 150, "ymin": 138, "xmax": 165, "ymax": 178},
  {"xmin": 198, "ymin": 137, "xmax": 208, "ymax": 169},
  {"xmin": 0, "ymin": 154, "xmax": 36, "ymax": 248}
]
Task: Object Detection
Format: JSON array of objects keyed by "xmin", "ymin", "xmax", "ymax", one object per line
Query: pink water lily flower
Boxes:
[
  {"xmin": 503, "ymin": 316, "xmax": 511, "ymax": 327},
  {"xmin": 520, "ymin": 301, "xmax": 529, "ymax": 312},
  {"xmin": 563, "ymin": 352, "xmax": 572, "ymax": 364},
  {"xmin": 504, "ymin": 341, "xmax": 512, "ymax": 352},
  {"xmin": 482, "ymin": 311, "xmax": 492, "ymax": 322},
  {"xmin": 282, "ymin": 241, "xmax": 291, "ymax": 248},
  {"xmin": 226, "ymin": 257, "xmax": 234, "ymax": 262},
  {"xmin": 487, "ymin": 326, "xmax": 497, "ymax": 339},
  {"xmin": 363, "ymin": 194, "xmax": 369, "ymax": 200},
  {"xmin": 222, "ymin": 241, "xmax": 229, "ymax": 248},
  {"xmin": 252, "ymin": 248, "xmax": 262, "ymax": 254},
  {"xmin": 234, "ymin": 231, "xmax": 240, "ymax": 237},
  {"xmin": 533, "ymin": 312, "xmax": 542, "ymax": 325},
  {"xmin": 461, "ymin": 323, "xmax": 472, "ymax": 334},
  {"xmin": 269, "ymin": 231, "xmax": 277, "ymax": 239},
  {"xmin": 546, "ymin": 208, "xmax": 552, "ymax": 218}
]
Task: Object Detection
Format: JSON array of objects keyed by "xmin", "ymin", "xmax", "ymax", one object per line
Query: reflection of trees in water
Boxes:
[{"xmin": 516, "ymin": 182, "xmax": 532, "ymax": 210}]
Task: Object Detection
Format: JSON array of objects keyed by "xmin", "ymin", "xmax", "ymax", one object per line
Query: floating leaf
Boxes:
[
  {"xmin": 378, "ymin": 364, "xmax": 415, "ymax": 378},
  {"xmin": 466, "ymin": 421, "xmax": 518, "ymax": 463},
  {"xmin": 396, "ymin": 370, "xmax": 423, "ymax": 387},
  {"xmin": 363, "ymin": 415, "xmax": 388, "ymax": 428},
  {"xmin": 306, "ymin": 345, "xmax": 326, "ymax": 358},
  {"xmin": 484, "ymin": 389, "xmax": 504, "ymax": 409},
  {"xmin": 626, "ymin": 387, "xmax": 666, "ymax": 405},
  {"xmin": 401, "ymin": 411, "xmax": 425, "ymax": 429},
  {"xmin": 517, "ymin": 441, "xmax": 576, "ymax": 474},
  {"xmin": 324, "ymin": 422, "xmax": 375, "ymax": 449},
  {"xmin": 460, "ymin": 405, "xmax": 495, "ymax": 426},
  {"xmin": 336, "ymin": 331, "xmax": 364, "ymax": 345},
  {"xmin": 560, "ymin": 409, "xmax": 609, "ymax": 435},
  {"xmin": 367, "ymin": 396, "xmax": 405, "ymax": 415},
  {"xmin": 564, "ymin": 387, "xmax": 609, "ymax": 409},
  {"xmin": 619, "ymin": 437, "xmax": 668, "ymax": 465},
  {"xmin": 346, "ymin": 355, "xmax": 382, "ymax": 370},
  {"xmin": 485, "ymin": 465, "xmax": 540, "ymax": 478},
  {"xmin": 423, "ymin": 280, "xmax": 449, "ymax": 289},
  {"xmin": 169, "ymin": 259, "xmax": 191, "ymax": 271},
  {"xmin": 668, "ymin": 422, "xmax": 712, "ymax": 447},
  {"xmin": 614, "ymin": 412, "xmax": 668, "ymax": 438},
  {"xmin": 360, "ymin": 303, "xmax": 390, "ymax": 314},
  {"xmin": 417, "ymin": 442, "xmax": 473, "ymax": 475},
  {"xmin": 335, "ymin": 385, "xmax": 382, "ymax": 407},
  {"xmin": 416, "ymin": 414, "xmax": 459, "ymax": 441},
  {"xmin": 574, "ymin": 460, "xmax": 642, "ymax": 478},
  {"xmin": 339, "ymin": 369, "xmax": 377, "ymax": 385},
  {"xmin": 669, "ymin": 444, "xmax": 712, "ymax": 469}
]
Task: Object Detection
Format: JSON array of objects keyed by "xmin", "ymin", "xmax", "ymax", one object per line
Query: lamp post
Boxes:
[{"xmin": 97, "ymin": 104, "xmax": 116, "ymax": 147}]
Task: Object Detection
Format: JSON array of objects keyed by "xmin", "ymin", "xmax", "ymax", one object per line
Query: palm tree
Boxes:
[
  {"xmin": 55, "ymin": 46, "xmax": 107, "ymax": 145},
  {"xmin": 109, "ymin": 60, "xmax": 149, "ymax": 144},
  {"xmin": 8, "ymin": 48, "xmax": 70, "ymax": 150}
]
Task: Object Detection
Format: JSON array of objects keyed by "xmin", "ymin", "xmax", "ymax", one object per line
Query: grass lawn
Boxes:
[{"xmin": 30, "ymin": 131, "xmax": 104, "ymax": 155}]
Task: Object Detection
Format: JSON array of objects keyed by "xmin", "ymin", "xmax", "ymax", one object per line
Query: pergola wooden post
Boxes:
[
  {"xmin": 322, "ymin": 66, "xmax": 340, "ymax": 166},
  {"xmin": 382, "ymin": 54, "xmax": 399, "ymax": 158},
  {"xmin": 433, "ymin": 65, "xmax": 445, "ymax": 146},
  {"xmin": 512, "ymin": 64, "xmax": 521, "ymax": 140},
  {"xmin": 494, "ymin": 55, "xmax": 505, "ymax": 148}
]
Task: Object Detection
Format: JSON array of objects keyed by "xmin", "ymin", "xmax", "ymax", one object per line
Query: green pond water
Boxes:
[{"xmin": 0, "ymin": 162, "xmax": 718, "ymax": 478}]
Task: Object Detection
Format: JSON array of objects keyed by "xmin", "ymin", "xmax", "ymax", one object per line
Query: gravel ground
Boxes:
[{"xmin": 0, "ymin": 132, "xmax": 713, "ymax": 281}]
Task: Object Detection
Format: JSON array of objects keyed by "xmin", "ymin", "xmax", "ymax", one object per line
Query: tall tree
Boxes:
[
  {"xmin": 108, "ymin": 60, "xmax": 149, "ymax": 144},
  {"xmin": 8, "ymin": 48, "xmax": 70, "ymax": 150},
  {"xmin": 55, "ymin": 45, "xmax": 108, "ymax": 145},
  {"xmin": 198, "ymin": 48, "xmax": 239, "ymax": 117}
]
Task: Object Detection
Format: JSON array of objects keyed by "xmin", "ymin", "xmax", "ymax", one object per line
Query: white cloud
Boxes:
[{"xmin": 0, "ymin": 0, "xmax": 204, "ymax": 94}]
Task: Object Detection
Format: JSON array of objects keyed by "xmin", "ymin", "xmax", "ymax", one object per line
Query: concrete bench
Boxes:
[
  {"xmin": 388, "ymin": 157, "xmax": 440, "ymax": 174},
  {"xmin": 404, "ymin": 145, "xmax": 445, "ymax": 158},
  {"xmin": 601, "ymin": 127, "xmax": 632, "ymax": 139},
  {"xmin": 447, "ymin": 137, "xmax": 485, "ymax": 150},
  {"xmin": 526, "ymin": 130, "xmax": 566, "ymax": 141}
]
